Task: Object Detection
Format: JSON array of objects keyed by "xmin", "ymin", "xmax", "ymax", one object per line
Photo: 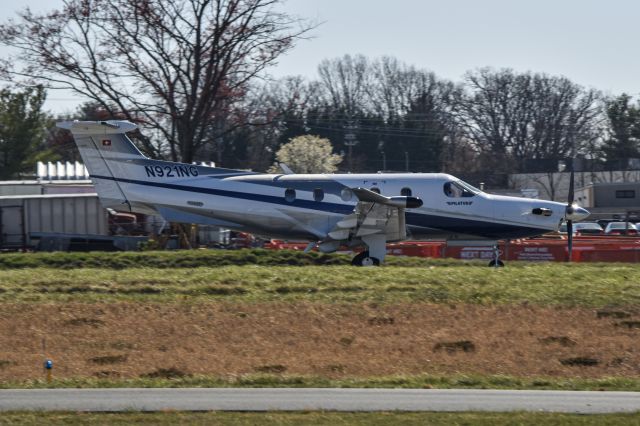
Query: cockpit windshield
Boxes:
[{"xmin": 443, "ymin": 180, "xmax": 480, "ymax": 198}]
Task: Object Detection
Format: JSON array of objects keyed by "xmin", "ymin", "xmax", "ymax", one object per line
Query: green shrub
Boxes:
[{"xmin": 0, "ymin": 249, "xmax": 462, "ymax": 269}]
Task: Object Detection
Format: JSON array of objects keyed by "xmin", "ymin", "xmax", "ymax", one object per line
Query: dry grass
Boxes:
[{"xmin": 2, "ymin": 302, "xmax": 640, "ymax": 384}]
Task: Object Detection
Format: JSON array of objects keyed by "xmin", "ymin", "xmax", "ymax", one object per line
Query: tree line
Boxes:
[{"xmin": 0, "ymin": 0, "xmax": 638, "ymax": 184}]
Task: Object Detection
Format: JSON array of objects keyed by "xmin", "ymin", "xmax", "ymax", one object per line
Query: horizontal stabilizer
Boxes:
[{"xmin": 56, "ymin": 120, "xmax": 138, "ymax": 134}]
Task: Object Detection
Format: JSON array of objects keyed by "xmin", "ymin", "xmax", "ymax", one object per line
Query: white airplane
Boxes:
[{"xmin": 58, "ymin": 120, "xmax": 589, "ymax": 266}]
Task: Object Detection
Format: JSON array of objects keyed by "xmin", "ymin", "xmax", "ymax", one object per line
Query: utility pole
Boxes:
[
  {"xmin": 378, "ymin": 140, "xmax": 386, "ymax": 171},
  {"xmin": 441, "ymin": 135, "xmax": 450, "ymax": 173},
  {"xmin": 215, "ymin": 116, "xmax": 224, "ymax": 167},
  {"xmin": 344, "ymin": 120, "xmax": 358, "ymax": 172}
]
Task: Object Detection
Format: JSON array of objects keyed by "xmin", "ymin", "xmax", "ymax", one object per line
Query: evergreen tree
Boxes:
[
  {"xmin": 601, "ymin": 94, "xmax": 640, "ymax": 167},
  {"xmin": 0, "ymin": 86, "xmax": 50, "ymax": 179}
]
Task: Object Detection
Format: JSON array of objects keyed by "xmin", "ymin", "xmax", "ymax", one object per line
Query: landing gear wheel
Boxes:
[
  {"xmin": 488, "ymin": 259, "xmax": 505, "ymax": 267},
  {"xmin": 351, "ymin": 251, "xmax": 381, "ymax": 267}
]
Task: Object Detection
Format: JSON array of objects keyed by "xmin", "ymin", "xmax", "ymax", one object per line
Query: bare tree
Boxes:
[
  {"xmin": 460, "ymin": 68, "xmax": 602, "ymax": 173},
  {"xmin": 519, "ymin": 74, "xmax": 601, "ymax": 162},
  {"xmin": 230, "ymin": 76, "xmax": 319, "ymax": 171},
  {"xmin": 367, "ymin": 57, "xmax": 450, "ymax": 121},
  {"xmin": 531, "ymin": 172, "xmax": 564, "ymax": 201},
  {"xmin": 317, "ymin": 54, "xmax": 371, "ymax": 117},
  {"xmin": 313, "ymin": 55, "xmax": 464, "ymax": 172},
  {"xmin": 0, "ymin": 0, "xmax": 313, "ymax": 162}
]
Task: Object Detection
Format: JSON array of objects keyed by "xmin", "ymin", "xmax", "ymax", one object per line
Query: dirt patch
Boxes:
[
  {"xmin": 64, "ymin": 318, "xmax": 105, "ymax": 328},
  {"xmin": 142, "ymin": 367, "xmax": 189, "ymax": 379},
  {"xmin": 560, "ymin": 357, "xmax": 600, "ymax": 367},
  {"xmin": 433, "ymin": 340, "xmax": 476, "ymax": 354},
  {"xmin": 616, "ymin": 321, "xmax": 640, "ymax": 329},
  {"xmin": 254, "ymin": 364, "xmax": 287, "ymax": 374},
  {"xmin": 88, "ymin": 354, "xmax": 128, "ymax": 365},
  {"xmin": 538, "ymin": 336, "xmax": 577, "ymax": 347},
  {"xmin": 1, "ymin": 302, "xmax": 640, "ymax": 382},
  {"xmin": 597, "ymin": 310, "xmax": 632, "ymax": 319}
]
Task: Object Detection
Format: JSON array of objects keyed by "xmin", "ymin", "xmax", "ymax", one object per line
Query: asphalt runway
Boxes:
[{"xmin": 1, "ymin": 388, "xmax": 640, "ymax": 413}]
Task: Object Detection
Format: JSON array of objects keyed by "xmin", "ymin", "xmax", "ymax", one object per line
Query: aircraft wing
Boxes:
[{"xmin": 326, "ymin": 187, "xmax": 423, "ymax": 243}]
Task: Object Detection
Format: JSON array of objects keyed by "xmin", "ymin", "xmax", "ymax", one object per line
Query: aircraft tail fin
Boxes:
[
  {"xmin": 58, "ymin": 120, "xmax": 257, "ymax": 216},
  {"xmin": 56, "ymin": 120, "xmax": 143, "ymax": 212}
]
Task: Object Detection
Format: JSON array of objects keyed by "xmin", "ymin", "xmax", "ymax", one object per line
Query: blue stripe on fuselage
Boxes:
[
  {"xmin": 91, "ymin": 174, "xmax": 354, "ymax": 215},
  {"xmin": 92, "ymin": 175, "xmax": 548, "ymax": 239}
]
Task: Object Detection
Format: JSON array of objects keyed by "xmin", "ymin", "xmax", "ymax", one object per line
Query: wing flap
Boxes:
[{"xmin": 325, "ymin": 187, "xmax": 419, "ymax": 244}]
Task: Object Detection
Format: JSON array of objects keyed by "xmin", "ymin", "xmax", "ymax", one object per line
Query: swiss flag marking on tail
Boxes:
[{"xmin": 102, "ymin": 139, "xmax": 112, "ymax": 146}]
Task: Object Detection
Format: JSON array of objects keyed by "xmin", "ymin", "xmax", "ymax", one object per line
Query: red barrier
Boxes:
[
  {"xmin": 264, "ymin": 240, "xmax": 309, "ymax": 251},
  {"xmin": 445, "ymin": 245, "xmax": 496, "ymax": 261},
  {"xmin": 444, "ymin": 238, "xmax": 640, "ymax": 263},
  {"xmin": 386, "ymin": 242, "xmax": 443, "ymax": 258},
  {"xmin": 506, "ymin": 242, "xmax": 568, "ymax": 262},
  {"xmin": 265, "ymin": 237, "xmax": 640, "ymax": 263}
]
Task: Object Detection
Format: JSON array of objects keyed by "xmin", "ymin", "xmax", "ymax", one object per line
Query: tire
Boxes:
[
  {"xmin": 351, "ymin": 251, "xmax": 381, "ymax": 267},
  {"xmin": 488, "ymin": 259, "xmax": 505, "ymax": 267}
]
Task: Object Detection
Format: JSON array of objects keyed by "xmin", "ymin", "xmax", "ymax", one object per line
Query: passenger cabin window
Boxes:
[
  {"xmin": 313, "ymin": 188, "xmax": 324, "ymax": 202},
  {"xmin": 285, "ymin": 188, "xmax": 296, "ymax": 202},
  {"xmin": 444, "ymin": 181, "xmax": 476, "ymax": 198},
  {"xmin": 341, "ymin": 188, "xmax": 353, "ymax": 201},
  {"xmin": 401, "ymin": 187, "xmax": 412, "ymax": 197}
]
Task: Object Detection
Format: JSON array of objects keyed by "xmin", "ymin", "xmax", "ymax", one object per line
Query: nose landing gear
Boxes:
[{"xmin": 488, "ymin": 244, "xmax": 504, "ymax": 267}]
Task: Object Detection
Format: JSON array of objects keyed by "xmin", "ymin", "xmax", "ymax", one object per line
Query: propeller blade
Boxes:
[
  {"xmin": 566, "ymin": 164, "xmax": 575, "ymax": 262},
  {"xmin": 567, "ymin": 219, "xmax": 573, "ymax": 262}
]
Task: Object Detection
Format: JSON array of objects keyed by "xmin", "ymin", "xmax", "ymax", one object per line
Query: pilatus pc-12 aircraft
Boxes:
[{"xmin": 58, "ymin": 120, "xmax": 589, "ymax": 266}]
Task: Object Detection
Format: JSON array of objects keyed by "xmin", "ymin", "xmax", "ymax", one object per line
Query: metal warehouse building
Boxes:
[
  {"xmin": 0, "ymin": 193, "xmax": 109, "ymax": 250},
  {"xmin": 574, "ymin": 182, "xmax": 640, "ymax": 220},
  {"xmin": 0, "ymin": 162, "xmax": 144, "ymax": 251}
]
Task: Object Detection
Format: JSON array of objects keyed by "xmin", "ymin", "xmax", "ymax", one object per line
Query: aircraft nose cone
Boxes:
[{"xmin": 566, "ymin": 205, "xmax": 590, "ymax": 221}]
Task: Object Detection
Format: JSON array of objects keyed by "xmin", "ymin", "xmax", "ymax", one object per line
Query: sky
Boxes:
[{"xmin": 2, "ymin": 0, "xmax": 639, "ymax": 114}]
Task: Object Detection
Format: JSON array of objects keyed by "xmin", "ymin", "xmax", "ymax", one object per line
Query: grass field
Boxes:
[
  {"xmin": 1, "ymin": 251, "xmax": 640, "ymax": 391},
  {"xmin": 2, "ymin": 411, "xmax": 640, "ymax": 426},
  {"xmin": 0, "ymin": 262, "xmax": 638, "ymax": 306}
]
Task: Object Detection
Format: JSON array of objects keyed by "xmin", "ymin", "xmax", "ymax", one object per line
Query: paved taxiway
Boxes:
[{"xmin": 1, "ymin": 388, "xmax": 640, "ymax": 413}]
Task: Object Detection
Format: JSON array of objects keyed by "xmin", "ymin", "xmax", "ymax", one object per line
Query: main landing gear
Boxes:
[
  {"xmin": 351, "ymin": 251, "xmax": 381, "ymax": 266},
  {"xmin": 351, "ymin": 234, "xmax": 386, "ymax": 266}
]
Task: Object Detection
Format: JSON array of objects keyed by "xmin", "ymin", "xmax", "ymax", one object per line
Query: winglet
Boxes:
[{"xmin": 279, "ymin": 163, "xmax": 295, "ymax": 174}]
